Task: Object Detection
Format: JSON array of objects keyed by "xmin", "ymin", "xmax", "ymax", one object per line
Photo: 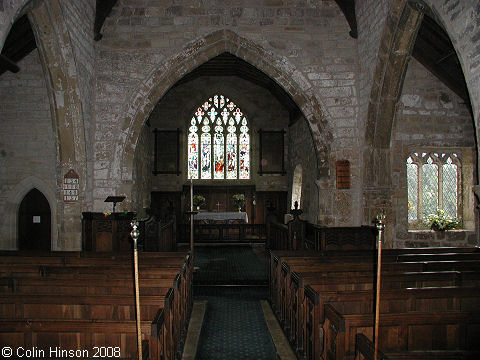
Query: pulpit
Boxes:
[{"xmin": 82, "ymin": 212, "xmax": 136, "ymax": 252}]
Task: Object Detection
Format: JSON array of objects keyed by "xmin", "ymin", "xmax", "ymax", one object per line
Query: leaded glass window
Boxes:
[
  {"xmin": 406, "ymin": 152, "xmax": 461, "ymax": 227},
  {"xmin": 188, "ymin": 95, "xmax": 250, "ymax": 180},
  {"xmin": 406, "ymin": 157, "xmax": 418, "ymax": 222}
]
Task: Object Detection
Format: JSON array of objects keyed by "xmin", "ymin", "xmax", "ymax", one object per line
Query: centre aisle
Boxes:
[{"xmin": 193, "ymin": 245, "xmax": 277, "ymax": 360}]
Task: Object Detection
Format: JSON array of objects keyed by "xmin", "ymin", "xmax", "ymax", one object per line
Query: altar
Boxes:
[{"xmin": 194, "ymin": 211, "xmax": 248, "ymax": 223}]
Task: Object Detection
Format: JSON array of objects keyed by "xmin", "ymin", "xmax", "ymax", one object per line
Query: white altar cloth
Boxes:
[{"xmin": 194, "ymin": 211, "xmax": 248, "ymax": 223}]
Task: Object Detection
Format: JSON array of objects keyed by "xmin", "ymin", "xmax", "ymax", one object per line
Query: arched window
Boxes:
[
  {"xmin": 291, "ymin": 164, "xmax": 303, "ymax": 209},
  {"xmin": 188, "ymin": 95, "xmax": 250, "ymax": 180},
  {"xmin": 406, "ymin": 152, "xmax": 461, "ymax": 227}
]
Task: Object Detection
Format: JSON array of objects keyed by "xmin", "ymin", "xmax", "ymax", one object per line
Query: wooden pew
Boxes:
[
  {"xmin": 269, "ymin": 248, "xmax": 480, "ymax": 359},
  {"xmin": 0, "ymin": 251, "xmax": 191, "ymax": 360},
  {"xmin": 304, "ymin": 286, "xmax": 480, "ymax": 360},
  {"xmin": 324, "ymin": 304, "xmax": 480, "ymax": 360},
  {"xmin": 287, "ymin": 270, "xmax": 480, "ymax": 356}
]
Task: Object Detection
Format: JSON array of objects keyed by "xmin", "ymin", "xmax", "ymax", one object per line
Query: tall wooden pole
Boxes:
[
  {"xmin": 130, "ymin": 220, "xmax": 143, "ymax": 360},
  {"xmin": 374, "ymin": 213, "xmax": 385, "ymax": 360},
  {"xmin": 189, "ymin": 179, "xmax": 195, "ymax": 263}
]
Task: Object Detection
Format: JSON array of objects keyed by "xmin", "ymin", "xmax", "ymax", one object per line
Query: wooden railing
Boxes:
[
  {"xmin": 140, "ymin": 217, "xmax": 177, "ymax": 251},
  {"xmin": 305, "ymin": 223, "xmax": 377, "ymax": 251},
  {"xmin": 355, "ymin": 334, "xmax": 389, "ymax": 360},
  {"xmin": 179, "ymin": 223, "xmax": 266, "ymax": 243}
]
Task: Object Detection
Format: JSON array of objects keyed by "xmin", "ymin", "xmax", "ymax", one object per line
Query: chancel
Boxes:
[{"xmin": 1, "ymin": 1, "xmax": 480, "ymax": 359}]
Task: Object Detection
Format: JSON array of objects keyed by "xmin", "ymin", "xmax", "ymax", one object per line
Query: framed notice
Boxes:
[
  {"xmin": 63, "ymin": 169, "xmax": 79, "ymax": 202},
  {"xmin": 336, "ymin": 160, "xmax": 350, "ymax": 189},
  {"xmin": 153, "ymin": 128, "xmax": 181, "ymax": 175},
  {"xmin": 258, "ymin": 129, "xmax": 286, "ymax": 175}
]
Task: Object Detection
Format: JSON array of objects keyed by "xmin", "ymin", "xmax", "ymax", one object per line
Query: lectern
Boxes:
[{"xmin": 104, "ymin": 195, "xmax": 126, "ymax": 213}]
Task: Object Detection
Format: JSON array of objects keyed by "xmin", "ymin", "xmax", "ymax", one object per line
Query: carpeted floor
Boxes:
[
  {"xmin": 193, "ymin": 245, "xmax": 269, "ymax": 286},
  {"xmin": 193, "ymin": 246, "xmax": 277, "ymax": 360}
]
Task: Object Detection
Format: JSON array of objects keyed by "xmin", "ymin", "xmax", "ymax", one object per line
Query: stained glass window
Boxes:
[
  {"xmin": 201, "ymin": 132, "xmax": 211, "ymax": 179},
  {"xmin": 406, "ymin": 152, "xmax": 461, "ymax": 228},
  {"xmin": 188, "ymin": 118, "xmax": 199, "ymax": 179},
  {"xmin": 188, "ymin": 95, "xmax": 250, "ymax": 180}
]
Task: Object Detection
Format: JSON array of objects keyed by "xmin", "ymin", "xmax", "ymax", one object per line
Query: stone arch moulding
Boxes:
[
  {"xmin": 112, "ymin": 29, "xmax": 333, "ymax": 187},
  {"xmin": 1, "ymin": 176, "xmax": 58, "ymax": 250},
  {"xmin": 365, "ymin": 0, "xmax": 424, "ymax": 150}
]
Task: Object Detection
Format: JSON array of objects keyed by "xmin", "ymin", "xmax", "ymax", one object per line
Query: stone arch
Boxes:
[
  {"xmin": 291, "ymin": 164, "xmax": 303, "ymax": 209},
  {"xmin": 112, "ymin": 30, "xmax": 332, "ymax": 191},
  {"xmin": 0, "ymin": 176, "xmax": 57, "ymax": 250},
  {"xmin": 364, "ymin": 0, "xmax": 424, "ymax": 150},
  {"xmin": 27, "ymin": 0, "xmax": 86, "ymax": 249}
]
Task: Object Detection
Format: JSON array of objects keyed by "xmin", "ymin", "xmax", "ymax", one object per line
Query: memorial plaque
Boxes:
[
  {"xmin": 63, "ymin": 169, "xmax": 79, "ymax": 202},
  {"xmin": 336, "ymin": 160, "xmax": 350, "ymax": 189}
]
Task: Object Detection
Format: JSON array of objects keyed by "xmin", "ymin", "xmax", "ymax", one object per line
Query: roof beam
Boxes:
[
  {"xmin": 334, "ymin": 0, "xmax": 358, "ymax": 38},
  {"xmin": 94, "ymin": 0, "xmax": 117, "ymax": 41},
  {"xmin": 0, "ymin": 54, "xmax": 20, "ymax": 73}
]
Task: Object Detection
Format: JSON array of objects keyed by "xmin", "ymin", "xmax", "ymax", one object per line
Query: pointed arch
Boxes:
[
  {"xmin": 291, "ymin": 164, "xmax": 303, "ymax": 209},
  {"xmin": 111, "ymin": 29, "xmax": 331, "ymax": 186},
  {"xmin": 0, "ymin": 176, "xmax": 57, "ymax": 250}
]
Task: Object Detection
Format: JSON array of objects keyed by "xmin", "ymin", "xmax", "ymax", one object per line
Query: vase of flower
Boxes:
[
  {"xmin": 424, "ymin": 209, "xmax": 460, "ymax": 231},
  {"xmin": 193, "ymin": 195, "xmax": 206, "ymax": 211},
  {"xmin": 232, "ymin": 194, "xmax": 245, "ymax": 212}
]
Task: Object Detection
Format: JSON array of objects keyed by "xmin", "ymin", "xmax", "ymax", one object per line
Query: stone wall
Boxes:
[
  {"xmin": 391, "ymin": 58, "xmax": 477, "ymax": 247},
  {"xmin": 145, "ymin": 76, "xmax": 290, "ymax": 193},
  {"xmin": 132, "ymin": 124, "xmax": 153, "ymax": 218},
  {"xmin": 94, "ymin": 0, "xmax": 357, "ymax": 216},
  {"xmin": 288, "ymin": 118, "xmax": 318, "ymax": 224},
  {"xmin": 0, "ymin": 50, "xmax": 56, "ymax": 249}
]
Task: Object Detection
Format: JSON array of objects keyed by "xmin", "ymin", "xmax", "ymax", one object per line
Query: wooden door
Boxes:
[{"xmin": 18, "ymin": 189, "xmax": 51, "ymax": 251}]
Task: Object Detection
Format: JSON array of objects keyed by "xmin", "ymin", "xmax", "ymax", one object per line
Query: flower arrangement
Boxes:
[
  {"xmin": 232, "ymin": 194, "xmax": 245, "ymax": 211},
  {"xmin": 424, "ymin": 209, "xmax": 460, "ymax": 231},
  {"xmin": 103, "ymin": 210, "xmax": 112, "ymax": 217},
  {"xmin": 193, "ymin": 195, "xmax": 206, "ymax": 208}
]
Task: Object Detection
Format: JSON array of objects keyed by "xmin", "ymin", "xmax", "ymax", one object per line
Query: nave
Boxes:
[{"xmin": 187, "ymin": 245, "xmax": 294, "ymax": 360}]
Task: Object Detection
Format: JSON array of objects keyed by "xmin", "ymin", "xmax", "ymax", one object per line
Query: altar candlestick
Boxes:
[{"xmin": 190, "ymin": 179, "xmax": 193, "ymax": 212}]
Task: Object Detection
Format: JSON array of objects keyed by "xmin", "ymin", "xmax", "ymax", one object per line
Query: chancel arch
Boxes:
[{"xmin": 112, "ymin": 29, "xmax": 331, "ymax": 216}]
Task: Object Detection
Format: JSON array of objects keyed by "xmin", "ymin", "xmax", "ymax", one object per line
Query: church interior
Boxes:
[{"xmin": 1, "ymin": 0, "xmax": 480, "ymax": 359}]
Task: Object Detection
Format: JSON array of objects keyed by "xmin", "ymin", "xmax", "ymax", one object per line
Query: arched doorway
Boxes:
[{"xmin": 18, "ymin": 188, "xmax": 51, "ymax": 251}]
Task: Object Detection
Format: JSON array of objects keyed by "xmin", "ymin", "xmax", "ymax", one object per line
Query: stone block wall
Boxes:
[
  {"xmin": 392, "ymin": 58, "xmax": 476, "ymax": 247},
  {"xmin": 93, "ymin": 0, "xmax": 359, "ymax": 214},
  {"xmin": 143, "ymin": 76, "xmax": 290, "ymax": 195},
  {"xmin": 288, "ymin": 117, "xmax": 318, "ymax": 224},
  {"xmin": 0, "ymin": 50, "xmax": 56, "ymax": 249}
]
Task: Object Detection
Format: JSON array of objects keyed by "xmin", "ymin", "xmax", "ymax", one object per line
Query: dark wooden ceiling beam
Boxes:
[
  {"xmin": 0, "ymin": 14, "xmax": 36, "ymax": 75},
  {"xmin": 412, "ymin": 14, "xmax": 470, "ymax": 105},
  {"xmin": 94, "ymin": 0, "xmax": 118, "ymax": 41},
  {"xmin": 172, "ymin": 53, "xmax": 303, "ymax": 125},
  {"xmin": 334, "ymin": 0, "xmax": 358, "ymax": 38},
  {"xmin": 0, "ymin": 54, "xmax": 20, "ymax": 73}
]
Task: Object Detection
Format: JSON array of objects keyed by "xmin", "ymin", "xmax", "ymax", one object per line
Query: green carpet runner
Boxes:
[{"xmin": 193, "ymin": 246, "xmax": 277, "ymax": 360}]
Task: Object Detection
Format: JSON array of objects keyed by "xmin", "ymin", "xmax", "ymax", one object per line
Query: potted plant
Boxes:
[
  {"xmin": 232, "ymin": 194, "xmax": 245, "ymax": 212},
  {"xmin": 424, "ymin": 209, "xmax": 460, "ymax": 231},
  {"xmin": 193, "ymin": 195, "xmax": 206, "ymax": 210}
]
